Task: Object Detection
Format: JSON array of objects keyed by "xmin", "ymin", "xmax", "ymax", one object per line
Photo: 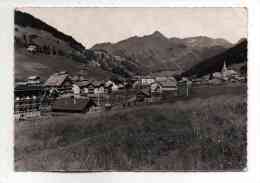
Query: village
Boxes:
[
  {"xmin": 11, "ymin": 8, "xmax": 249, "ymax": 172},
  {"xmin": 14, "ymin": 61, "xmax": 246, "ymax": 121}
]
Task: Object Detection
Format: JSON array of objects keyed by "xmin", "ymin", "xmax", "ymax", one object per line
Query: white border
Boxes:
[{"xmin": 1, "ymin": 0, "xmax": 260, "ymax": 183}]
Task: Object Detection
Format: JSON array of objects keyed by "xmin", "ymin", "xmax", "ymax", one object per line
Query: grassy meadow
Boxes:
[{"xmin": 15, "ymin": 94, "xmax": 247, "ymax": 171}]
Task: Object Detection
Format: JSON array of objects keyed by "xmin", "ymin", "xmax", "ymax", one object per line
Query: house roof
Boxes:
[
  {"xmin": 75, "ymin": 80, "xmax": 91, "ymax": 87},
  {"xmin": 71, "ymin": 75, "xmax": 80, "ymax": 82},
  {"xmin": 71, "ymin": 75, "xmax": 86, "ymax": 82},
  {"xmin": 44, "ymin": 73, "xmax": 70, "ymax": 87},
  {"xmin": 57, "ymin": 93, "xmax": 86, "ymax": 99},
  {"xmin": 52, "ymin": 97, "xmax": 96, "ymax": 113},
  {"xmin": 159, "ymin": 80, "xmax": 177, "ymax": 88},
  {"xmin": 59, "ymin": 71, "xmax": 68, "ymax": 75},
  {"xmin": 27, "ymin": 75, "xmax": 40, "ymax": 80},
  {"xmin": 92, "ymin": 80, "xmax": 104, "ymax": 87},
  {"xmin": 105, "ymin": 80, "xmax": 115, "ymax": 87},
  {"xmin": 75, "ymin": 80, "xmax": 106, "ymax": 88},
  {"xmin": 155, "ymin": 77, "xmax": 168, "ymax": 82},
  {"xmin": 15, "ymin": 84, "xmax": 43, "ymax": 92},
  {"xmin": 142, "ymin": 75, "xmax": 154, "ymax": 79}
]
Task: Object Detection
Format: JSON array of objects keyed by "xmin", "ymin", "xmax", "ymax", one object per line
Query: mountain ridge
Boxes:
[
  {"xmin": 15, "ymin": 10, "xmax": 241, "ymax": 82},
  {"xmin": 14, "ymin": 10, "xmax": 142, "ymax": 81},
  {"xmin": 15, "ymin": 10, "xmax": 85, "ymax": 52},
  {"xmin": 91, "ymin": 31, "xmax": 233, "ymax": 73},
  {"xmin": 182, "ymin": 38, "xmax": 247, "ymax": 77}
]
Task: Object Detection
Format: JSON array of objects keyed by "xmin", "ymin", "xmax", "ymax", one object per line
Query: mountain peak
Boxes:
[
  {"xmin": 237, "ymin": 37, "xmax": 247, "ymax": 44},
  {"xmin": 150, "ymin": 30, "xmax": 166, "ymax": 39},
  {"xmin": 183, "ymin": 36, "xmax": 232, "ymax": 48}
]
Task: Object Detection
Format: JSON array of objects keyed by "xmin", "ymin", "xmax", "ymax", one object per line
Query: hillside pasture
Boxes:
[
  {"xmin": 15, "ymin": 48, "xmax": 113, "ymax": 81},
  {"xmin": 15, "ymin": 92, "xmax": 247, "ymax": 171}
]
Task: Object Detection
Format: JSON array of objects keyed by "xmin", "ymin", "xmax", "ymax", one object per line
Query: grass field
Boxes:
[{"xmin": 15, "ymin": 92, "xmax": 247, "ymax": 171}]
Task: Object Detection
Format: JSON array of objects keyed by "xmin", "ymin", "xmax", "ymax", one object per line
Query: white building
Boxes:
[
  {"xmin": 27, "ymin": 75, "xmax": 41, "ymax": 85},
  {"xmin": 27, "ymin": 45, "xmax": 37, "ymax": 53},
  {"xmin": 141, "ymin": 76, "xmax": 155, "ymax": 86}
]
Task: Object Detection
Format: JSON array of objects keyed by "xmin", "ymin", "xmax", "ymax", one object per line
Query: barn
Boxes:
[
  {"xmin": 44, "ymin": 71, "xmax": 73, "ymax": 93},
  {"xmin": 177, "ymin": 79, "xmax": 192, "ymax": 97},
  {"xmin": 14, "ymin": 84, "xmax": 44, "ymax": 119},
  {"xmin": 51, "ymin": 96, "xmax": 97, "ymax": 113}
]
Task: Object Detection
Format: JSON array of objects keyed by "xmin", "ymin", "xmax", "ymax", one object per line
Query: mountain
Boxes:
[
  {"xmin": 14, "ymin": 10, "xmax": 140, "ymax": 81},
  {"xmin": 15, "ymin": 10, "xmax": 86, "ymax": 55},
  {"xmin": 91, "ymin": 31, "xmax": 233, "ymax": 73},
  {"xmin": 181, "ymin": 39, "xmax": 247, "ymax": 77},
  {"xmin": 15, "ymin": 10, "xmax": 236, "ymax": 82}
]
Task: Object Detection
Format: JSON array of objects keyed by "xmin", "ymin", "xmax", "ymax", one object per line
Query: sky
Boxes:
[{"xmin": 17, "ymin": 7, "xmax": 247, "ymax": 48}]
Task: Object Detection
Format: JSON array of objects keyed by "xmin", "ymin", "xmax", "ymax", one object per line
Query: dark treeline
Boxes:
[
  {"xmin": 15, "ymin": 10, "xmax": 85, "ymax": 52},
  {"xmin": 182, "ymin": 39, "xmax": 247, "ymax": 78}
]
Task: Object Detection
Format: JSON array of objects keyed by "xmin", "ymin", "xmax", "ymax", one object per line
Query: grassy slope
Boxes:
[
  {"xmin": 15, "ymin": 92, "xmax": 247, "ymax": 171},
  {"xmin": 15, "ymin": 48, "xmax": 112, "ymax": 81}
]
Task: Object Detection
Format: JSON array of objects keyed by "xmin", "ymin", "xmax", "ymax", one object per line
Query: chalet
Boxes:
[
  {"xmin": 52, "ymin": 96, "xmax": 97, "ymax": 113},
  {"xmin": 105, "ymin": 80, "xmax": 114, "ymax": 88},
  {"xmin": 160, "ymin": 79, "xmax": 177, "ymax": 92},
  {"xmin": 210, "ymin": 62, "xmax": 241, "ymax": 83},
  {"xmin": 72, "ymin": 84, "xmax": 81, "ymax": 95},
  {"xmin": 71, "ymin": 75, "xmax": 80, "ymax": 83},
  {"xmin": 105, "ymin": 80, "xmax": 119, "ymax": 92},
  {"xmin": 223, "ymin": 69, "xmax": 240, "ymax": 80},
  {"xmin": 150, "ymin": 82, "xmax": 162, "ymax": 94},
  {"xmin": 74, "ymin": 80, "xmax": 107, "ymax": 105},
  {"xmin": 155, "ymin": 76, "xmax": 168, "ymax": 82},
  {"xmin": 44, "ymin": 72, "xmax": 73, "ymax": 93},
  {"xmin": 117, "ymin": 83, "xmax": 125, "ymax": 90},
  {"xmin": 151, "ymin": 77, "xmax": 177, "ymax": 93},
  {"xmin": 27, "ymin": 75, "xmax": 41, "ymax": 86},
  {"xmin": 92, "ymin": 80, "xmax": 106, "ymax": 95},
  {"xmin": 15, "ymin": 83, "xmax": 43, "ymax": 99},
  {"xmin": 212, "ymin": 72, "xmax": 224, "ymax": 80},
  {"xmin": 27, "ymin": 44, "xmax": 38, "ymax": 54},
  {"xmin": 132, "ymin": 80, "xmax": 140, "ymax": 89},
  {"xmin": 141, "ymin": 76, "xmax": 155, "ymax": 86},
  {"xmin": 71, "ymin": 75, "xmax": 86, "ymax": 83},
  {"xmin": 14, "ymin": 84, "xmax": 44, "ymax": 118},
  {"xmin": 76, "ymin": 80, "xmax": 106, "ymax": 95},
  {"xmin": 132, "ymin": 75, "xmax": 141, "ymax": 82},
  {"xmin": 177, "ymin": 78, "xmax": 192, "ymax": 97},
  {"xmin": 75, "ymin": 80, "xmax": 91, "ymax": 94}
]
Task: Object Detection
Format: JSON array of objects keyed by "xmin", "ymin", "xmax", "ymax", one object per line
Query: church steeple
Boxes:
[
  {"xmin": 221, "ymin": 61, "xmax": 229, "ymax": 80},
  {"xmin": 222, "ymin": 61, "xmax": 227, "ymax": 73}
]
